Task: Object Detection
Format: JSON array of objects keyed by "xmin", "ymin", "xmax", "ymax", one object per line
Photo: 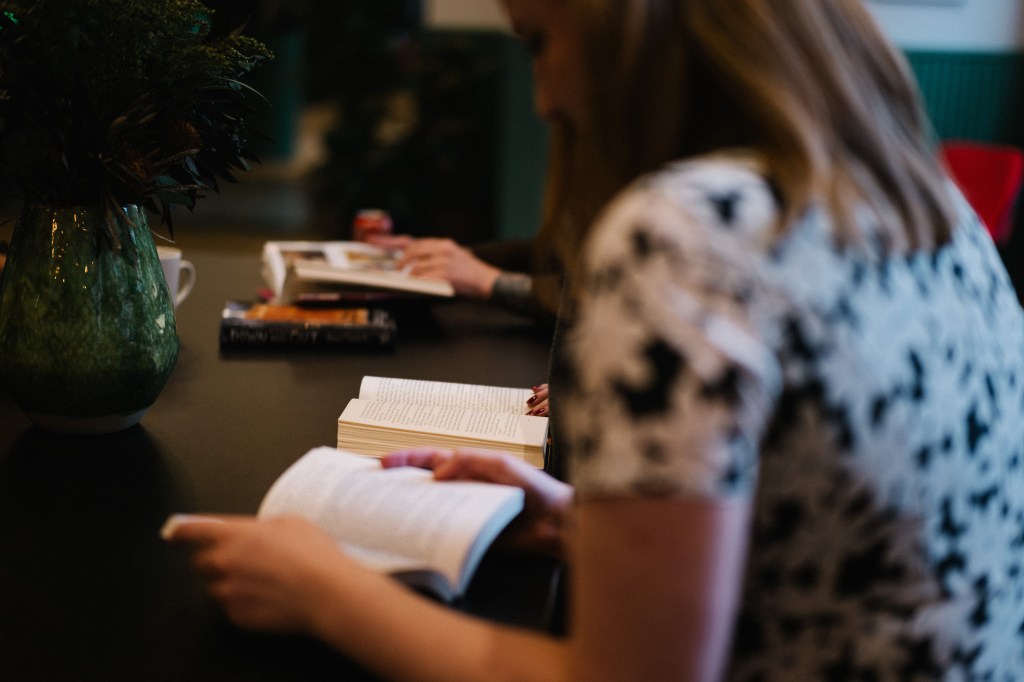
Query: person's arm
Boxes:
[
  {"xmin": 166, "ymin": 486, "xmax": 750, "ymax": 681},
  {"xmin": 168, "ymin": 515, "xmax": 568, "ymax": 682},
  {"xmin": 313, "ymin": 495, "xmax": 751, "ymax": 681},
  {"xmin": 490, "ymin": 270, "xmax": 540, "ymax": 318},
  {"xmin": 369, "ymin": 235, "xmax": 502, "ymax": 299},
  {"xmin": 569, "ymin": 495, "xmax": 751, "ymax": 681},
  {"xmin": 308, "ymin": 542, "xmax": 567, "ymax": 682},
  {"xmin": 381, "ymin": 450, "xmax": 751, "ymax": 679},
  {"xmin": 368, "ymin": 234, "xmax": 551, "ymax": 322}
]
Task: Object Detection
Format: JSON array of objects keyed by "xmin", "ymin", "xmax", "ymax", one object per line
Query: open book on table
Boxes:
[
  {"xmin": 337, "ymin": 376, "xmax": 548, "ymax": 468},
  {"xmin": 256, "ymin": 446, "xmax": 524, "ymax": 602},
  {"xmin": 261, "ymin": 240, "xmax": 455, "ymax": 303}
]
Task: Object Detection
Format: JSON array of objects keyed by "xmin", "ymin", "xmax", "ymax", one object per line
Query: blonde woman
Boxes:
[{"xmin": 168, "ymin": 1, "xmax": 1024, "ymax": 679}]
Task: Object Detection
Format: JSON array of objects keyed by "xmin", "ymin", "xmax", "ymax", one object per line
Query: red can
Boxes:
[{"xmin": 352, "ymin": 209, "xmax": 394, "ymax": 242}]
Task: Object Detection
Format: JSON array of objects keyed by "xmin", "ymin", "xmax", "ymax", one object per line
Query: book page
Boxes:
[
  {"xmin": 340, "ymin": 399, "xmax": 548, "ymax": 447},
  {"xmin": 262, "ymin": 241, "xmax": 399, "ymax": 294},
  {"xmin": 257, "ymin": 447, "xmax": 524, "ymax": 595},
  {"xmin": 293, "ymin": 259, "xmax": 455, "ymax": 298},
  {"xmin": 358, "ymin": 376, "xmax": 532, "ymax": 414}
]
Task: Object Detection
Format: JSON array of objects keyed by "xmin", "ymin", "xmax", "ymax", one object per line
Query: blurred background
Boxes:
[
  {"xmin": 177, "ymin": 0, "xmax": 548, "ymax": 247},
  {"xmin": 1, "ymin": 0, "xmax": 1022, "ymax": 266}
]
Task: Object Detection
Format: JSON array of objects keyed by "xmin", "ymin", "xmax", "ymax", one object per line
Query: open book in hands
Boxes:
[
  {"xmin": 257, "ymin": 447, "xmax": 525, "ymax": 602},
  {"xmin": 337, "ymin": 376, "xmax": 549, "ymax": 468}
]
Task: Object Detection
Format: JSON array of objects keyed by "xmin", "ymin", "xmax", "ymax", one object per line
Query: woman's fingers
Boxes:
[
  {"xmin": 527, "ymin": 383, "xmax": 549, "ymax": 415},
  {"xmin": 160, "ymin": 514, "xmax": 238, "ymax": 542},
  {"xmin": 381, "ymin": 447, "xmax": 455, "ymax": 470},
  {"xmin": 435, "ymin": 448, "xmax": 532, "ymax": 485},
  {"xmin": 383, "ymin": 447, "xmax": 525, "ymax": 485}
]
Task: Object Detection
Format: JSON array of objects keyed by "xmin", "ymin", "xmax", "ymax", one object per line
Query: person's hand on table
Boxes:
[
  {"xmin": 367, "ymin": 234, "xmax": 501, "ymax": 300},
  {"xmin": 382, "ymin": 447, "xmax": 573, "ymax": 559},
  {"xmin": 162, "ymin": 514, "xmax": 381, "ymax": 634}
]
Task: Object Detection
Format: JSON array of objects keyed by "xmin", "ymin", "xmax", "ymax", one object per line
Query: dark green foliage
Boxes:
[{"xmin": 0, "ymin": 0, "xmax": 271, "ymax": 241}]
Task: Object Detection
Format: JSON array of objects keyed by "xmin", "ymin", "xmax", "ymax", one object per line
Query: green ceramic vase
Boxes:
[{"xmin": 0, "ymin": 204, "xmax": 179, "ymax": 434}]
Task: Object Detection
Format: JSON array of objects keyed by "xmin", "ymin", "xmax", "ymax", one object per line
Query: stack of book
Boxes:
[
  {"xmin": 336, "ymin": 376, "xmax": 549, "ymax": 468},
  {"xmin": 219, "ymin": 301, "xmax": 397, "ymax": 350},
  {"xmin": 220, "ymin": 240, "xmax": 455, "ymax": 351}
]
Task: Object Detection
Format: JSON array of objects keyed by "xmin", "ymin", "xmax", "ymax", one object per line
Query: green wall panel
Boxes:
[
  {"xmin": 906, "ymin": 50, "xmax": 1024, "ymax": 147},
  {"xmin": 493, "ymin": 34, "xmax": 548, "ymax": 241}
]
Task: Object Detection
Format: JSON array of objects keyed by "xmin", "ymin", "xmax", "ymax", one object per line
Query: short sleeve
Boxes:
[{"xmin": 563, "ymin": 165, "xmax": 783, "ymax": 500}]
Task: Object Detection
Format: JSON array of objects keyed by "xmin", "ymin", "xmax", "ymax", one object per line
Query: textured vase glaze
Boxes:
[{"xmin": 0, "ymin": 204, "xmax": 179, "ymax": 433}]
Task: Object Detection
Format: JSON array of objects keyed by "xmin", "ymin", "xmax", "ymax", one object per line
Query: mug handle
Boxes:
[{"xmin": 176, "ymin": 260, "xmax": 196, "ymax": 307}]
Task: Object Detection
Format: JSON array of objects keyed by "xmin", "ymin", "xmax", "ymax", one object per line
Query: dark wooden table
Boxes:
[{"xmin": 0, "ymin": 232, "xmax": 559, "ymax": 681}]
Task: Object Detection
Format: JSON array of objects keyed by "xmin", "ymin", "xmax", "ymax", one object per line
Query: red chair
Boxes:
[{"xmin": 940, "ymin": 140, "xmax": 1024, "ymax": 246}]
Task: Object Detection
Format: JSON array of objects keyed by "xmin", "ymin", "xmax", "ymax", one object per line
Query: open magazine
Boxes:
[{"xmin": 261, "ymin": 240, "xmax": 455, "ymax": 304}]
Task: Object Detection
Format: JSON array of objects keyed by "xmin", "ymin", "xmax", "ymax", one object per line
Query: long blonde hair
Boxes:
[{"xmin": 538, "ymin": 0, "xmax": 957, "ymax": 291}]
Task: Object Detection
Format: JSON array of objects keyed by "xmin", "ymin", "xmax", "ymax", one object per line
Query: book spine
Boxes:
[{"xmin": 219, "ymin": 321, "xmax": 396, "ymax": 350}]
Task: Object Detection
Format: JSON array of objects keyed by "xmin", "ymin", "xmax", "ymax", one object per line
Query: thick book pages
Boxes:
[
  {"xmin": 256, "ymin": 447, "xmax": 525, "ymax": 601},
  {"xmin": 219, "ymin": 301, "xmax": 396, "ymax": 350},
  {"xmin": 337, "ymin": 376, "xmax": 548, "ymax": 468},
  {"xmin": 262, "ymin": 240, "xmax": 455, "ymax": 303}
]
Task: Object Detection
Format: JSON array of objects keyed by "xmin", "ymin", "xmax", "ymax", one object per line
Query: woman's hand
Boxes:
[
  {"xmin": 163, "ymin": 515, "xmax": 372, "ymax": 634},
  {"xmin": 382, "ymin": 447, "xmax": 573, "ymax": 559},
  {"xmin": 368, "ymin": 235, "xmax": 501, "ymax": 300},
  {"xmin": 526, "ymin": 383, "xmax": 549, "ymax": 416}
]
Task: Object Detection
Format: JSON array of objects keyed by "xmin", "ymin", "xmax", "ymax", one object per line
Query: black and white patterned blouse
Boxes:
[{"xmin": 562, "ymin": 152, "xmax": 1024, "ymax": 679}]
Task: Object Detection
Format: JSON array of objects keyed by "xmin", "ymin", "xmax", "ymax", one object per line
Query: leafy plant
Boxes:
[{"xmin": 0, "ymin": 0, "xmax": 271, "ymax": 242}]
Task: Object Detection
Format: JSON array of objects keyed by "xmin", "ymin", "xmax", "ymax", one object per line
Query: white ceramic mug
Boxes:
[{"xmin": 157, "ymin": 246, "xmax": 196, "ymax": 308}]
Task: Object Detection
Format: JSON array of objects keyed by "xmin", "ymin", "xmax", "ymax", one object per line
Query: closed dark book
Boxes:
[{"xmin": 219, "ymin": 301, "xmax": 396, "ymax": 351}]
